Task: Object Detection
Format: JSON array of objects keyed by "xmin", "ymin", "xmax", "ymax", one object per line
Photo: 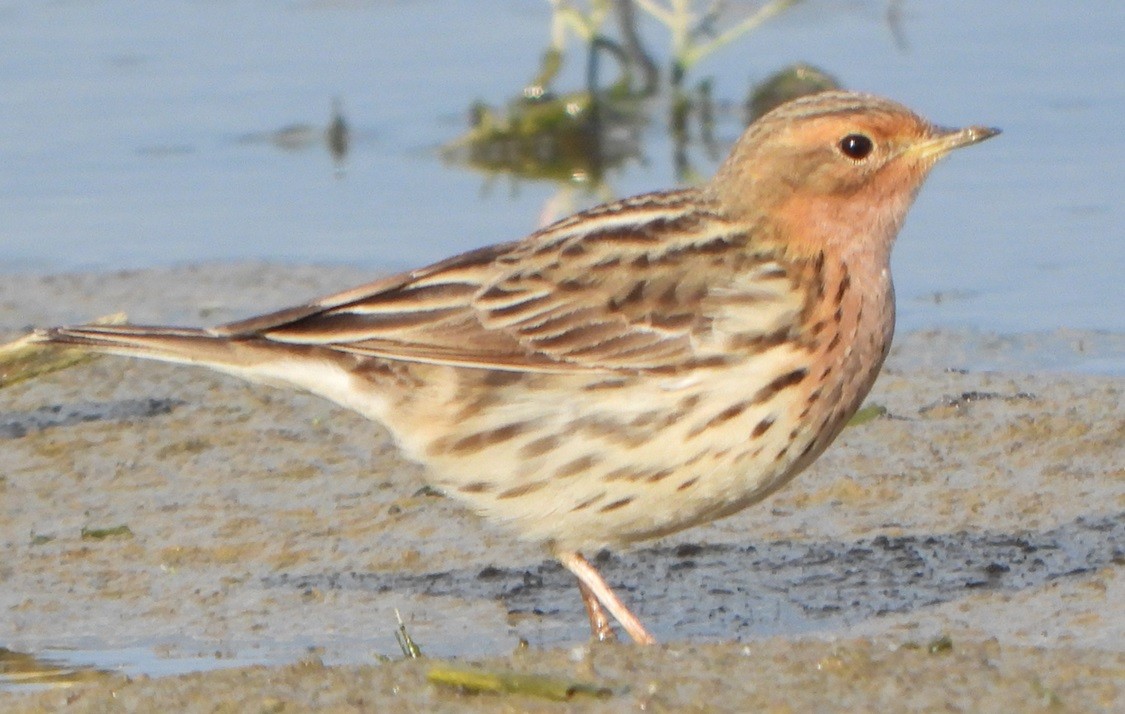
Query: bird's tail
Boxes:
[{"xmin": 24, "ymin": 323, "xmax": 389, "ymax": 420}]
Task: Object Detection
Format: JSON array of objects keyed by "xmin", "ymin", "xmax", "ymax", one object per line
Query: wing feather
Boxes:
[{"xmin": 211, "ymin": 189, "xmax": 779, "ymax": 373}]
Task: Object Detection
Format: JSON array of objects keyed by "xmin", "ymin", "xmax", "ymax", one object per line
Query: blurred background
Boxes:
[{"xmin": 0, "ymin": 0, "xmax": 1121, "ymax": 337}]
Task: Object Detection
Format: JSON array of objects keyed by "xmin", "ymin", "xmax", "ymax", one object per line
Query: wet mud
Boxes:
[{"xmin": 1, "ymin": 265, "xmax": 1121, "ymax": 710}]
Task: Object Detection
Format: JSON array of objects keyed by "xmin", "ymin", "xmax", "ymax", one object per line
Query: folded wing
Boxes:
[{"xmin": 215, "ymin": 190, "xmax": 762, "ymax": 373}]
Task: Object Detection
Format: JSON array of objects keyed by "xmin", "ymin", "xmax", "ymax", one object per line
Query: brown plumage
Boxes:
[{"xmin": 31, "ymin": 91, "xmax": 998, "ymax": 644}]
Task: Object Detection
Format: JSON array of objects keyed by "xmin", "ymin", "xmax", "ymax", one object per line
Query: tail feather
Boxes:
[
  {"xmin": 32, "ymin": 325, "xmax": 247, "ymax": 368},
  {"xmin": 30, "ymin": 323, "xmax": 391, "ymax": 421}
]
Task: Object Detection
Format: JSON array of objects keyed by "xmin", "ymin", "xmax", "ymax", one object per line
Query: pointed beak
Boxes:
[{"xmin": 908, "ymin": 125, "xmax": 1001, "ymax": 162}]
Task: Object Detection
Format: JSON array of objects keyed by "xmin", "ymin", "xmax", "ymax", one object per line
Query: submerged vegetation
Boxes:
[{"xmin": 442, "ymin": 0, "xmax": 840, "ymax": 193}]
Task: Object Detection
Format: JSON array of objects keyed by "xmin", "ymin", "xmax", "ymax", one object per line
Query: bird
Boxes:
[{"xmin": 29, "ymin": 91, "xmax": 998, "ymax": 645}]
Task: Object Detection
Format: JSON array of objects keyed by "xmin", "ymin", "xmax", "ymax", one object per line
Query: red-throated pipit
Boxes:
[{"xmin": 30, "ymin": 91, "xmax": 998, "ymax": 644}]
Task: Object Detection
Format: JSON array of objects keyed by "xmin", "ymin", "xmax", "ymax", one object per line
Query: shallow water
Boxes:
[
  {"xmin": 0, "ymin": 645, "xmax": 272, "ymax": 694},
  {"xmin": 0, "ymin": 1, "xmax": 1122, "ymax": 336}
]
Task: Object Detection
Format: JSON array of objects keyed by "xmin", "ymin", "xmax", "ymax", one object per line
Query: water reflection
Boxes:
[
  {"xmin": 745, "ymin": 63, "xmax": 841, "ymax": 124},
  {"xmin": 0, "ymin": 647, "xmax": 114, "ymax": 692},
  {"xmin": 441, "ymin": 0, "xmax": 835, "ymax": 216},
  {"xmin": 235, "ymin": 98, "xmax": 351, "ymax": 175}
]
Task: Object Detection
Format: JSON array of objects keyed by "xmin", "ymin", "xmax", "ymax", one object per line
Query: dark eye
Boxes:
[{"xmin": 838, "ymin": 133, "xmax": 874, "ymax": 160}]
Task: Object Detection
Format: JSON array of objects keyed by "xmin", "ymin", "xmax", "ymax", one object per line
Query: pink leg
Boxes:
[
  {"xmin": 556, "ymin": 550, "xmax": 656, "ymax": 645},
  {"xmin": 577, "ymin": 579, "xmax": 617, "ymax": 643}
]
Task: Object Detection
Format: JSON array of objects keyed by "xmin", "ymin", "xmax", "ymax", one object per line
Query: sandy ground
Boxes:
[{"xmin": 1, "ymin": 264, "xmax": 1122, "ymax": 711}]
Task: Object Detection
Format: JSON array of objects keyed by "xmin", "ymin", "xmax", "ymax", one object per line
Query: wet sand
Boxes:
[{"xmin": 1, "ymin": 265, "xmax": 1122, "ymax": 711}]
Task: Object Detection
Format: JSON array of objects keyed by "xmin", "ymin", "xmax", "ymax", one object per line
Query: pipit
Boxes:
[{"xmin": 30, "ymin": 91, "xmax": 998, "ymax": 645}]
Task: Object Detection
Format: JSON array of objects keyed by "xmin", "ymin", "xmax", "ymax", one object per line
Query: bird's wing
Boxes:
[{"xmin": 215, "ymin": 190, "xmax": 767, "ymax": 373}]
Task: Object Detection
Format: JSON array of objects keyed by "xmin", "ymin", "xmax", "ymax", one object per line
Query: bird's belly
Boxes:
[{"xmin": 386, "ymin": 352, "xmax": 828, "ymax": 550}]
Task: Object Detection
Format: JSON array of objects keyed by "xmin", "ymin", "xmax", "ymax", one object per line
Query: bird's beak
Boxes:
[{"xmin": 908, "ymin": 125, "xmax": 1001, "ymax": 162}]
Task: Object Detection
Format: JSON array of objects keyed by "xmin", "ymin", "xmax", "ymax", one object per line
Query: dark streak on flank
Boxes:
[
  {"xmin": 676, "ymin": 477, "xmax": 699, "ymax": 491},
  {"xmin": 751, "ymin": 415, "xmax": 776, "ymax": 438},
  {"xmin": 682, "ymin": 450, "xmax": 709, "ymax": 467},
  {"xmin": 653, "ymin": 409, "xmax": 688, "ymax": 430},
  {"xmin": 751, "ymin": 368, "xmax": 809, "ymax": 405},
  {"xmin": 520, "ymin": 435, "xmax": 562, "ymax": 458},
  {"xmin": 554, "ymin": 454, "xmax": 601, "ymax": 479},
  {"xmin": 685, "ymin": 401, "xmax": 751, "ymax": 440},
  {"xmin": 629, "ymin": 410, "xmax": 663, "ymax": 428},
  {"xmin": 497, "ymin": 481, "xmax": 549, "ymax": 499},
  {"xmin": 571, "ymin": 492, "xmax": 605, "ymax": 512},
  {"xmin": 679, "ymin": 394, "xmax": 703, "ymax": 411},
  {"xmin": 459, "ymin": 481, "xmax": 494, "ymax": 494},
  {"xmin": 601, "ymin": 467, "xmax": 639, "ymax": 483},
  {"xmin": 599, "ymin": 496, "xmax": 635, "ymax": 512},
  {"xmin": 441, "ymin": 422, "xmax": 530, "ymax": 454}
]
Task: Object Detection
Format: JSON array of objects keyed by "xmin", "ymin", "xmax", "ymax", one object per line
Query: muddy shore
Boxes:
[{"xmin": 1, "ymin": 265, "xmax": 1121, "ymax": 711}]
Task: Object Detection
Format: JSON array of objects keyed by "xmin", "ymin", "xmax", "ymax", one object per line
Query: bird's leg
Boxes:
[
  {"xmin": 556, "ymin": 550, "xmax": 656, "ymax": 645},
  {"xmin": 576, "ymin": 579, "xmax": 617, "ymax": 643}
]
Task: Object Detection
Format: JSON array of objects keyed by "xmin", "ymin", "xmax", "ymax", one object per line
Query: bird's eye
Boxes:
[{"xmin": 838, "ymin": 133, "xmax": 874, "ymax": 160}]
